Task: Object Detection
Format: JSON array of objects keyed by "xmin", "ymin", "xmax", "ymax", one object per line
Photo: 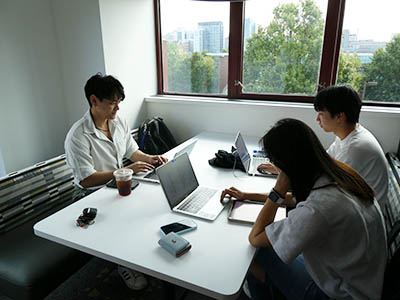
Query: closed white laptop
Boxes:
[
  {"xmin": 132, "ymin": 140, "xmax": 197, "ymax": 183},
  {"xmin": 234, "ymin": 132, "xmax": 274, "ymax": 177},
  {"xmin": 156, "ymin": 153, "xmax": 225, "ymax": 221}
]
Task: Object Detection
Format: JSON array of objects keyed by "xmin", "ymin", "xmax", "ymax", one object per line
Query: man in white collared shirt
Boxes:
[
  {"xmin": 65, "ymin": 73, "xmax": 166, "ymax": 190},
  {"xmin": 65, "ymin": 73, "xmax": 167, "ymax": 291}
]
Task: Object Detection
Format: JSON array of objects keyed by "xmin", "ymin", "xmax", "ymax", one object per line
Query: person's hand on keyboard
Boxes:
[
  {"xmin": 148, "ymin": 155, "xmax": 168, "ymax": 167},
  {"xmin": 257, "ymin": 162, "xmax": 279, "ymax": 175},
  {"xmin": 127, "ymin": 161, "xmax": 154, "ymax": 174}
]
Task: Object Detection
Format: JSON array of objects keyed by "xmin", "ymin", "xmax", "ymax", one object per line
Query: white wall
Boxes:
[
  {"xmin": 51, "ymin": 0, "xmax": 106, "ymax": 129},
  {"xmin": 0, "ymin": 0, "xmax": 157, "ymax": 174},
  {"xmin": 0, "ymin": 0, "xmax": 106, "ymax": 174},
  {"xmin": 0, "ymin": 148, "xmax": 5, "ymax": 177},
  {"xmin": 99, "ymin": 0, "xmax": 158, "ymax": 128},
  {"xmin": 0, "ymin": 0, "xmax": 67, "ymax": 172},
  {"xmin": 145, "ymin": 97, "xmax": 400, "ymax": 153}
]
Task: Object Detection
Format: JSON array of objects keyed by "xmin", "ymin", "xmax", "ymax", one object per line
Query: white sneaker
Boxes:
[
  {"xmin": 118, "ymin": 265, "xmax": 148, "ymax": 290},
  {"xmin": 243, "ymin": 279, "xmax": 252, "ymax": 299}
]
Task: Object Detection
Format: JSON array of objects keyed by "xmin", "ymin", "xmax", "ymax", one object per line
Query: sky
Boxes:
[{"xmin": 160, "ymin": 0, "xmax": 399, "ymax": 43}]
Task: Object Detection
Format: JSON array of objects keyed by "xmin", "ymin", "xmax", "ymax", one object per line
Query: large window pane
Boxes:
[
  {"xmin": 160, "ymin": 0, "xmax": 229, "ymax": 95},
  {"xmin": 337, "ymin": 0, "xmax": 400, "ymax": 103},
  {"xmin": 242, "ymin": 0, "xmax": 327, "ymax": 96}
]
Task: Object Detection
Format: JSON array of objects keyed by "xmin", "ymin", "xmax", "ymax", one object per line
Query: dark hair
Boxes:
[
  {"xmin": 84, "ymin": 73, "xmax": 125, "ymax": 107},
  {"xmin": 314, "ymin": 85, "xmax": 362, "ymax": 124},
  {"xmin": 261, "ymin": 118, "xmax": 374, "ymax": 204}
]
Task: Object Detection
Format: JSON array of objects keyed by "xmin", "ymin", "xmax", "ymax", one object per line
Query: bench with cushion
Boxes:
[
  {"xmin": 0, "ymin": 129, "xmax": 141, "ymax": 300},
  {"xmin": 382, "ymin": 152, "xmax": 400, "ymax": 300},
  {"xmin": 0, "ymin": 154, "xmax": 91, "ymax": 300}
]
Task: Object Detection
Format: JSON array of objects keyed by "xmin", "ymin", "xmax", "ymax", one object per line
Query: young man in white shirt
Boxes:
[
  {"xmin": 65, "ymin": 74, "xmax": 166, "ymax": 190},
  {"xmin": 258, "ymin": 85, "xmax": 388, "ymax": 212},
  {"xmin": 314, "ymin": 85, "xmax": 388, "ymax": 212},
  {"xmin": 65, "ymin": 73, "xmax": 167, "ymax": 291}
]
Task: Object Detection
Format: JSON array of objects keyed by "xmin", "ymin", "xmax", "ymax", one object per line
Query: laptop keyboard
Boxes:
[
  {"xmin": 144, "ymin": 170, "xmax": 158, "ymax": 180},
  {"xmin": 251, "ymin": 154, "xmax": 269, "ymax": 174},
  {"xmin": 252, "ymin": 153, "xmax": 269, "ymax": 167},
  {"xmin": 253, "ymin": 155, "xmax": 269, "ymax": 166},
  {"xmin": 178, "ymin": 187, "xmax": 217, "ymax": 214}
]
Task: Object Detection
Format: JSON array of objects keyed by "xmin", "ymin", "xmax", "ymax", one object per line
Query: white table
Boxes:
[{"xmin": 34, "ymin": 131, "xmax": 276, "ymax": 299}]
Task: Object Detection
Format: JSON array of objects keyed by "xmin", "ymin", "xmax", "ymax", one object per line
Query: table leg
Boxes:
[{"xmin": 162, "ymin": 281, "xmax": 189, "ymax": 300}]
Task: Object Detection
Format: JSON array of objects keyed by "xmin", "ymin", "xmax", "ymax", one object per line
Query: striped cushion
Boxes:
[
  {"xmin": 387, "ymin": 166, "xmax": 400, "ymax": 258},
  {"xmin": 0, "ymin": 154, "xmax": 74, "ymax": 234}
]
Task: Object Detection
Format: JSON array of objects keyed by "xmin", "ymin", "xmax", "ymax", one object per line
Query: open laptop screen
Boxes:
[
  {"xmin": 173, "ymin": 140, "xmax": 197, "ymax": 159},
  {"xmin": 234, "ymin": 132, "xmax": 251, "ymax": 172},
  {"xmin": 157, "ymin": 153, "xmax": 199, "ymax": 208}
]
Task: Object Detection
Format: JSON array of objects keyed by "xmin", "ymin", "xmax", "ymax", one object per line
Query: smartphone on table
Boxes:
[
  {"xmin": 160, "ymin": 219, "xmax": 197, "ymax": 235},
  {"xmin": 106, "ymin": 178, "xmax": 140, "ymax": 190}
]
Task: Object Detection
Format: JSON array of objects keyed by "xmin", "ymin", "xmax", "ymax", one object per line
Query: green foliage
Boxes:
[
  {"xmin": 166, "ymin": 43, "xmax": 191, "ymax": 93},
  {"xmin": 362, "ymin": 34, "xmax": 400, "ymax": 102},
  {"xmin": 243, "ymin": 0, "xmax": 324, "ymax": 95},
  {"xmin": 190, "ymin": 53, "xmax": 218, "ymax": 93},
  {"xmin": 337, "ymin": 52, "xmax": 364, "ymax": 92},
  {"xmin": 165, "ymin": 42, "xmax": 219, "ymax": 94}
]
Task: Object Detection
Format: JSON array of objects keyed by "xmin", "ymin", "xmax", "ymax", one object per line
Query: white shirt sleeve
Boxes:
[{"xmin": 65, "ymin": 134, "xmax": 96, "ymax": 184}]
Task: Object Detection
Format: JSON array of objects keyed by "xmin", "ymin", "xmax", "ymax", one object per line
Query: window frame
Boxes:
[{"xmin": 154, "ymin": 0, "xmax": 400, "ymax": 107}]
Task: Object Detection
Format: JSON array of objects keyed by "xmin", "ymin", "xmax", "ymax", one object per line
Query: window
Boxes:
[
  {"xmin": 242, "ymin": 0, "xmax": 327, "ymax": 96},
  {"xmin": 158, "ymin": 0, "xmax": 229, "ymax": 96},
  {"xmin": 336, "ymin": 0, "xmax": 400, "ymax": 103},
  {"xmin": 155, "ymin": 0, "xmax": 400, "ymax": 105}
]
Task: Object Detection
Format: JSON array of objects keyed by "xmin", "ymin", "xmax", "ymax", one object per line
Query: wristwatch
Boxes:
[{"xmin": 268, "ymin": 188, "xmax": 285, "ymax": 204}]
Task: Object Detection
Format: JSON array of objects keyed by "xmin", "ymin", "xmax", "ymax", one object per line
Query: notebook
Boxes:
[
  {"xmin": 234, "ymin": 132, "xmax": 275, "ymax": 177},
  {"xmin": 132, "ymin": 140, "xmax": 197, "ymax": 183},
  {"xmin": 156, "ymin": 153, "xmax": 225, "ymax": 221},
  {"xmin": 227, "ymin": 200, "xmax": 286, "ymax": 224}
]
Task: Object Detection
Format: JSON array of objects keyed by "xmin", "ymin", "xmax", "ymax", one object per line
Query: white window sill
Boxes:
[{"xmin": 145, "ymin": 95, "xmax": 400, "ymax": 115}]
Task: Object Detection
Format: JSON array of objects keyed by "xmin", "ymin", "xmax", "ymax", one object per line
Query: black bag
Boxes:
[
  {"xmin": 138, "ymin": 117, "xmax": 177, "ymax": 155},
  {"xmin": 208, "ymin": 150, "xmax": 246, "ymax": 172}
]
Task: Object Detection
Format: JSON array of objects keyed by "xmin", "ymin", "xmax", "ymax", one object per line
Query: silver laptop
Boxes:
[
  {"xmin": 234, "ymin": 132, "xmax": 275, "ymax": 177},
  {"xmin": 173, "ymin": 140, "xmax": 197, "ymax": 159},
  {"xmin": 156, "ymin": 153, "xmax": 225, "ymax": 221},
  {"xmin": 132, "ymin": 140, "xmax": 197, "ymax": 183}
]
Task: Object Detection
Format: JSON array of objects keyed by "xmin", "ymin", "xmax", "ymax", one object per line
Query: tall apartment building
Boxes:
[
  {"xmin": 244, "ymin": 18, "xmax": 256, "ymax": 40},
  {"xmin": 195, "ymin": 21, "xmax": 224, "ymax": 53},
  {"xmin": 341, "ymin": 29, "xmax": 387, "ymax": 63}
]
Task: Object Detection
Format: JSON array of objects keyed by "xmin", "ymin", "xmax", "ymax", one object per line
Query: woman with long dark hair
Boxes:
[{"xmin": 221, "ymin": 118, "xmax": 387, "ymax": 300}]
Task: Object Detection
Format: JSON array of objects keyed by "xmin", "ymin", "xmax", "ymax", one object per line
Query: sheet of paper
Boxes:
[{"xmin": 229, "ymin": 201, "xmax": 286, "ymax": 223}]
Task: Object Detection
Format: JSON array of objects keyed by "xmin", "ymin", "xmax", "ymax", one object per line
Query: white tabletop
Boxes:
[{"xmin": 34, "ymin": 131, "xmax": 276, "ymax": 299}]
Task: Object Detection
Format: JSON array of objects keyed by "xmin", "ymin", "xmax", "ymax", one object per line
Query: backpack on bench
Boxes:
[{"xmin": 138, "ymin": 117, "xmax": 177, "ymax": 155}]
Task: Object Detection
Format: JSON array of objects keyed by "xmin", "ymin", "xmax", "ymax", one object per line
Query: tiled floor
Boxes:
[{"xmin": 2, "ymin": 257, "xmax": 250, "ymax": 300}]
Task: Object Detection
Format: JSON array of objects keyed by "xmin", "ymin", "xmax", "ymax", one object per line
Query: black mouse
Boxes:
[{"xmin": 82, "ymin": 208, "xmax": 97, "ymax": 220}]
